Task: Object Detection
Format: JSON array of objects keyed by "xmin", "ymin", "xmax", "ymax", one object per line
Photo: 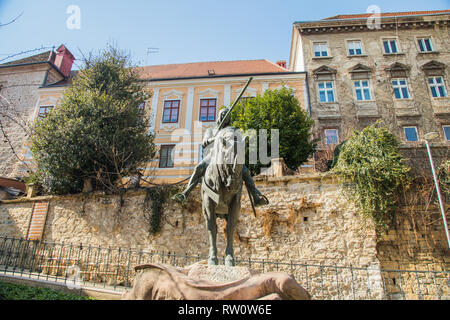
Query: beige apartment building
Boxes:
[{"xmin": 289, "ymin": 10, "xmax": 450, "ymax": 167}]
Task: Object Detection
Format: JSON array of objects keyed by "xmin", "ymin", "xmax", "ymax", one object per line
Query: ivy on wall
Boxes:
[
  {"xmin": 332, "ymin": 123, "xmax": 411, "ymax": 233},
  {"xmin": 143, "ymin": 186, "xmax": 181, "ymax": 236}
]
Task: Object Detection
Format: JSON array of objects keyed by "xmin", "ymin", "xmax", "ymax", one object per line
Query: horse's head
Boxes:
[{"xmin": 212, "ymin": 127, "xmax": 245, "ymax": 188}]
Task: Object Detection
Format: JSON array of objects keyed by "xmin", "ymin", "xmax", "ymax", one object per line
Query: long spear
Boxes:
[{"xmin": 215, "ymin": 77, "xmax": 253, "ymax": 134}]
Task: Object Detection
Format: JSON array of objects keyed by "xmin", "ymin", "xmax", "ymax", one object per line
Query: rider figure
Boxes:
[{"xmin": 172, "ymin": 108, "xmax": 269, "ymax": 207}]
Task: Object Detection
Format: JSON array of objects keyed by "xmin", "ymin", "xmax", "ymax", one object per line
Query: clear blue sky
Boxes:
[{"xmin": 1, "ymin": 0, "xmax": 449, "ymax": 69}]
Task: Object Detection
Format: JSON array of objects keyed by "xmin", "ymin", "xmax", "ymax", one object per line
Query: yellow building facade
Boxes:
[{"xmin": 24, "ymin": 60, "xmax": 308, "ymax": 184}]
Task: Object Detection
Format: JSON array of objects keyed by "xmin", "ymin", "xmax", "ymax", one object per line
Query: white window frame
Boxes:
[
  {"xmin": 443, "ymin": 125, "xmax": 450, "ymax": 141},
  {"xmin": 353, "ymin": 80, "xmax": 372, "ymax": 101},
  {"xmin": 317, "ymin": 81, "xmax": 336, "ymax": 103},
  {"xmin": 392, "ymin": 78, "xmax": 411, "ymax": 100},
  {"xmin": 417, "ymin": 37, "xmax": 434, "ymax": 53},
  {"xmin": 382, "ymin": 38, "xmax": 400, "ymax": 54},
  {"xmin": 313, "ymin": 42, "xmax": 329, "ymax": 58},
  {"xmin": 403, "ymin": 126, "xmax": 419, "ymax": 142},
  {"xmin": 428, "ymin": 76, "xmax": 448, "ymax": 98},
  {"xmin": 347, "ymin": 40, "xmax": 363, "ymax": 56},
  {"xmin": 324, "ymin": 129, "xmax": 339, "ymax": 145}
]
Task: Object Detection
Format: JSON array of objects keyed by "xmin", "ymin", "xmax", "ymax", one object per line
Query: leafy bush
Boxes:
[
  {"xmin": 0, "ymin": 281, "xmax": 91, "ymax": 300},
  {"xmin": 333, "ymin": 123, "xmax": 411, "ymax": 232},
  {"xmin": 231, "ymin": 86, "xmax": 316, "ymax": 174},
  {"xmin": 30, "ymin": 46, "xmax": 156, "ymax": 195}
]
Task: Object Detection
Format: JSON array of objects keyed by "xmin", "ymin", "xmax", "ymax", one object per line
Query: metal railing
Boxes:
[{"xmin": 0, "ymin": 236, "xmax": 448, "ymax": 300}]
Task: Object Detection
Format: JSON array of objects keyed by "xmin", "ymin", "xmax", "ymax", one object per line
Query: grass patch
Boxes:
[{"xmin": 0, "ymin": 280, "xmax": 92, "ymax": 300}]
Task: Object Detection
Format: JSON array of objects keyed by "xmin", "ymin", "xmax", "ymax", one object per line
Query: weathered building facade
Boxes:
[
  {"xmin": 289, "ymin": 10, "xmax": 450, "ymax": 168},
  {"xmin": 0, "ymin": 46, "xmax": 75, "ymax": 179}
]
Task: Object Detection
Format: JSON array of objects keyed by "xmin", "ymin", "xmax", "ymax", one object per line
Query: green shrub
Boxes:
[
  {"xmin": 30, "ymin": 46, "xmax": 156, "ymax": 195},
  {"xmin": 333, "ymin": 123, "xmax": 411, "ymax": 232},
  {"xmin": 231, "ymin": 86, "xmax": 316, "ymax": 174},
  {"xmin": 0, "ymin": 281, "xmax": 92, "ymax": 300}
]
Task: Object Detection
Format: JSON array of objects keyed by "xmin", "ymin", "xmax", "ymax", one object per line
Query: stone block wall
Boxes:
[
  {"xmin": 0, "ymin": 174, "xmax": 448, "ymax": 299},
  {"xmin": 0, "ymin": 174, "xmax": 380, "ymax": 267}
]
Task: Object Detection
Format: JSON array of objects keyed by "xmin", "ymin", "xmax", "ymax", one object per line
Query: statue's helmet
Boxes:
[{"xmin": 217, "ymin": 108, "xmax": 230, "ymax": 126}]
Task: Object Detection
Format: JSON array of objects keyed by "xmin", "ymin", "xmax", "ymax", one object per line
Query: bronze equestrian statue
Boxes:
[{"xmin": 172, "ymin": 78, "xmax": 269, "ymax": 266}]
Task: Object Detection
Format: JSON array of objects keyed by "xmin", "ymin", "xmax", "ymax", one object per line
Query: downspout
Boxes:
[
  {"xmin": 305, "ymin": 72, "xmax": 312, "ymax": 117},
  {"xmin": 42, "ymin": 69, "xmax": 50, "ymax": 87}
]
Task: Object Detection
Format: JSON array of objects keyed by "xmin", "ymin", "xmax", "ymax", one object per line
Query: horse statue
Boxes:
[{"xmin": 201, "ymin": 124, "xmax": 246, "ymax": 267}]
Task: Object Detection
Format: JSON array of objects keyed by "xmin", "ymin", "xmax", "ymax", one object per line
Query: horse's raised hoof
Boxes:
[
  {"xmin": 208, "ymin": 258, "xmax": 219, "ymax": 266},
  {"xmin": 225, "ymin": 256, "xmax": 235, "ymax": 267}
]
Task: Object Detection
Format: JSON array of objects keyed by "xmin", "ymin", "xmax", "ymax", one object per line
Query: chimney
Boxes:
[
  {"xmin": 53, "ymin": 45, "xmax": 75, "ymax": 78},
  {"xmin": 276, "ymin": 60, "xmax": 287, "ymax": 69}
]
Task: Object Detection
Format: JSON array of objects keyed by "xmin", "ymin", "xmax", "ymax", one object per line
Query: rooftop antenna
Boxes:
[{"xmin": 146, "ymin": 47, "xmax": 159, "ymax": 65}]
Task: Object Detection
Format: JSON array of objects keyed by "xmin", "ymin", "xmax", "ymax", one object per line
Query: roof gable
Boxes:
[{"xmin": 1, "ymin": 51, "xmax": 53, "ymax": 66}]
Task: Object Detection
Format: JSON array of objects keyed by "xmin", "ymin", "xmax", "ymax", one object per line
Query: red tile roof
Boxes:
[
  {"xmin": 324, "ymin": 9, "xmax": 450, "ymax": 20},
  {"xmin": 137, "ymin": 59, "xmax": 289, "ymax": 80}
]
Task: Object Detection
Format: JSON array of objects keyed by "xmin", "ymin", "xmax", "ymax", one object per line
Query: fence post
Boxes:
[
  {"xmin": 115, "ymin": 247, "xmax": 121, "ymax": 289},
  {"xmin": 414, "ymin": 265, "xmax": 423, "ymax": 300},
  {"xmin": 125, "ymin": 248, "xmax": 132, "ymax": 288},
  {"xmin": 104, "ymin": 246, "xmax": 111, "ymax": 288},
  {"xmin": 37, "ymin": 241, "xmax": 47, "ymax": 281},
  {"xmin": 365, "ymin": 267, "xmax": 372, "ymax": 300},
  {"xmin": 138, "ymin": 249, "xmax": 143, "ymax": 266},
  {"xmin": 304, "ymin": 264, "xmax": 309, "ymax": 293},
  {"xmin": 350, "ymin": 264, "xmax": 356, "ymax": 300},
  {"xmin": 397, "ymin": 270, "xmax": 405, "ymax": 300},
  {"xmin": 431, "ymin": 271, "xmax": 440, "ymax": 300},
  {"xmin": 335, "ymin": 264, "xmax": 341, "ymax": 300},
  {"xmin": 93, "ymin": 246, "xmax": 101, "ymax": 286},
  {"xmin": 319, "ymin": 263, "xmax": 325, "ymax": 299},
  {"xmin": 29, "ymin": 240, "xmax": 39, "ymax": 278}
]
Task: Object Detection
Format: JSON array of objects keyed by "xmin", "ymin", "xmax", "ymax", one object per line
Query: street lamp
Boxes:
[{"xmin": 424, "ymin": 132, "xmax": 450, "ymax": 250}]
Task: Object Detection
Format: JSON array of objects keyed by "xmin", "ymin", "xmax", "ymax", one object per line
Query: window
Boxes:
[
  {"xmin": 318, "ymin": 81, "xmax": 335, "ymax": 102},
  {"xmin": 162, "ymin": 100, "xmax": 180, "ymax": 123},
  {"xmin": 443, "ymin": 126, "xmax": 450, "ymax": 141},
  {"xmin": 199, "ymin": 98, "xmax": 217, "ymax": 122},
  {"xmin": 313, "ymin": 42, "xmax": 329, "ymax": 57},
  {"xmin": 324, "ymin": 129, "xmax": 339, "ymax": 145},
  {"xmin": 383, "ymin": 39, "xmax": 399, "ymax": 54},
  {"xmin": 354, "ymin": 80, "xmax": 372, "ymax": 101},
  {"xmin": 38, "ymin": 106, "xmax": 53, "ymax": 119},
  {"xmin": 417, "ymin": 38, "xmax": 434, "ymax": 53},
  {"xmin": 159, "ymin": 145, "xmax": 175, "ymax": 168},
  {"xmin": 428, "ymin": 77, "xmax": 448, "ymax": 98},
  {"xmin": 348, "ymin": 40, "xmax": 363, "ymax": 56},
  {"xmin": 392, "ymin": 79, "xmax": 410, "ymax": 99},
  {"xmin": 404, "ymin": 127, "xmax": 419, "ymax": 142}
]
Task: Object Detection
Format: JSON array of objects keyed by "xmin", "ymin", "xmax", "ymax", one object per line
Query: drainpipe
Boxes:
[{"xmin": 305, "ymin": 72, "xmax": 312, "ymax": 116}]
